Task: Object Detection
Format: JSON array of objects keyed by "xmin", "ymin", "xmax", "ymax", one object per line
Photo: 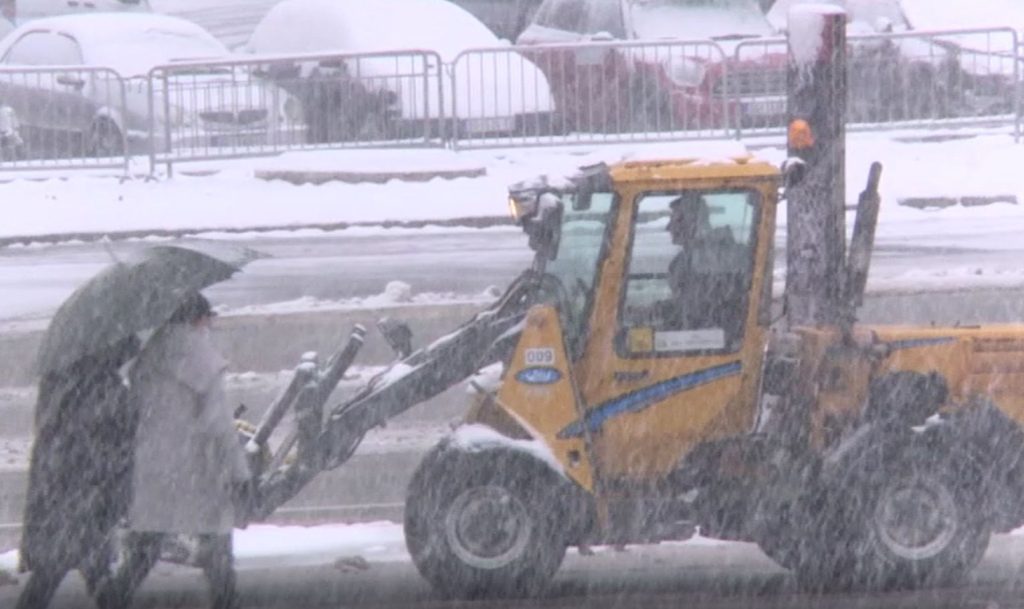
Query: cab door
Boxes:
[{"xmin": 570, "ymin": 183, "xmax": 774, "ymax": 482}]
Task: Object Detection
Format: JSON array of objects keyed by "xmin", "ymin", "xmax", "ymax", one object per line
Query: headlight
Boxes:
[
  {"xmin": 665, "ymin": 58, "xmax": 707, "ymax": 89},
  {"xmin": 508, "ymin": 191, "xmax": 539, "ymax": 221}
]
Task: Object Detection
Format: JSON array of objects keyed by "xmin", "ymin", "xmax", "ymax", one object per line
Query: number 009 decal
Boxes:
[{"xmin": 524, "ymin": 348, "xmax": 555, "ymax": 365}]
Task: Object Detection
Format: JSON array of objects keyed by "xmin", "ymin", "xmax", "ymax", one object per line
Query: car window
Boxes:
[
  {"xmin": 534, "ymin": 0, "xmax": 588, "ymax": 32},
  {"xmin": 3, "ymin": 31, "xmax": 83, "ymax": 65}
]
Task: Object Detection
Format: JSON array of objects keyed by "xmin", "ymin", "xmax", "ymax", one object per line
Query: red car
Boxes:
[{"xmin": 517, "ymin": 0, "xmax": 786, "ymax": 133}]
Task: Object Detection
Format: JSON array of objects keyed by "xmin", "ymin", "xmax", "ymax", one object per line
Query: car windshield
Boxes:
[{"xmin": 628, "ymin": 0, "xmax": 774, "ymax": 41}]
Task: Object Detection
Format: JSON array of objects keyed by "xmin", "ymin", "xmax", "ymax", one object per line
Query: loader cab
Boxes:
[{"xmin": 505, "ymin": 158, "xmax": 781, "ymax": 483}]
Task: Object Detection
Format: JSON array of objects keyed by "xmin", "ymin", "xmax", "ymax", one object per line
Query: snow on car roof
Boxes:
[
  {"xmin": 0, "ymin": 13, "xmax": 228, "ymax": 76},
  {"xmin": 247, "ymin": 0, "xmax": 503, "ymax": 62}
]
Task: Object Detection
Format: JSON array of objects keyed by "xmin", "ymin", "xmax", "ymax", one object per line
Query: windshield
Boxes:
[
  {"xmin": 543, "ymin": 191, "xmax": 616, "ymax": 344},
  {"xmin": 629, "ymin": 0, "xmax": 774, "ymax": 40}
]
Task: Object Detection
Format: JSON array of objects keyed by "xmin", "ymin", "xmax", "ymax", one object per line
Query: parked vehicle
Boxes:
[
  {"xmin": 516, "ymin": 0, "xmax": 787, "ymax": 133},
  {"xmin": 0, "ymin": 13, "xmax": 300, "ymax": 160},
  {"xmin": 769, "ymin": 0, "xmax": 1003, "ymax": 121},
  {"xmin": 246, "ymin": 0, "xmax": 556, "ymax": 143},
  {"xmin": 898, "ymin": 0, "xmax": 1021, "ymax": 116}
]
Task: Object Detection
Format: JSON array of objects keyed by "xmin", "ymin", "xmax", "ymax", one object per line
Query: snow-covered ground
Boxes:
[
  {"xmin": 5, "ymin": 130, "xmax": 1024, "ymax": 314},
  {"xmin": 0, "ymin": 520, "xmax": 735, "ymax": 576},
  {"xmin": 3, "ymin": 131, "xmax": 1022, "ymax": 245}
]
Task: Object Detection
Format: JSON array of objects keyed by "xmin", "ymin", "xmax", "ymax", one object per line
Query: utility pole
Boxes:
[{"xmin": 784, "ymin": 5, "xmax": 847, "ymax": 328}]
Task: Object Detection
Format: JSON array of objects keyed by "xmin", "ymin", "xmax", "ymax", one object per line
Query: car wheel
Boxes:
[
  {"xmin": 404, "ymin": 444, "xmax": 569, "ymax": 599},
  {"xmin": 88, "ymin": 117, "xmax": 124, "ymax": 158}
]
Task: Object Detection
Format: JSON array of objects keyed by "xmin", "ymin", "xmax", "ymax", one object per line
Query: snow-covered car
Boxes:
[
  {"xmin": 516, "ymin": 0, "xmax": 787, "ymax": 133},
  {"xmin": 0, "ymin": 13, "xmax": 301, "ymax": 160},
  {"xmin": 767, "ymin": 0, "xmax": 966, "ymax": 121},
  {"xmin": 245, "ymin": 0, "xmax": 556, "ymax": 141}
]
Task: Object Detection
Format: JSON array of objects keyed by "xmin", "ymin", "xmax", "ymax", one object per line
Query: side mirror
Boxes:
[
  {"xmin": 524, "ymin": 193, "xmax": 563, "ymax": 261},
  {"xmin": 56, "ymin": 74, "xmax": 85, "ymax": 89}
]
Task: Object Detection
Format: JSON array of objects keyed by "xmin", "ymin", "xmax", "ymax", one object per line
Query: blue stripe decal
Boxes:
[
  {"xmin": 887, "ymin": 337, "xmax": 956, "ymax": 351},
  {"xmin": 557, "ymin": 361, "xmax": 742, "ymax": 439}
]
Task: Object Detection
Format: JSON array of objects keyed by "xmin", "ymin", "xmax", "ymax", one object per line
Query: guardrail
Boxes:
[
  {"xmin": 146, "ymin": 49, "xmax": 445, "ymax": 174},
  {"xmin": 449, "ymin": 39, "xmax": 735, "ymax": 149},
  {"xmin": 733, "ymin": 27, "xmax": 1021, "ymax": 139},
  {"xmin": 0, "ymin": 27, "xmax": 1020, "ymax": 175},
  {"xmin": 0, "ymin": 65, "xmax": 129, "ymax": 173}
]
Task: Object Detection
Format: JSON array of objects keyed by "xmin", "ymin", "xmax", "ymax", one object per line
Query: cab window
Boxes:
[{"xmin": 619, "ymin": 190, "xmax": 758, "ymax": 355}]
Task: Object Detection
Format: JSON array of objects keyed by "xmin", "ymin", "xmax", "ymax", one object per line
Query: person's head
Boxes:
[
  {"xmin": 667, "ymin": 195, "xmax": 710, "ymax": 246},
  {"xmin": 168, "ymin": 291, "xmax": 216, "ymax": 327}
]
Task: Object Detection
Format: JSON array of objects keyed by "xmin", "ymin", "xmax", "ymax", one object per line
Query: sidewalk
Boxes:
[{"xmin": 3, "ymin": 130, "xmax": 1022, "ymax": 245}]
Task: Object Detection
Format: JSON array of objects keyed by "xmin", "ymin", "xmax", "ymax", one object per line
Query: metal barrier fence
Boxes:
[
  {"xmin": 146, "ymin": 49, "xmax": 445, "ymax": 172},
  {"xmin": 733, "ymin": 27, "xmax": 1021, "ymax": 139},
  {"xmin": 0, "ymin": 65, "xmax": 129, "ymax": 172},
  {"xmin": 0, "ymin": 27, "xmax": 1020, "ymax": 174},
  {"xmin": 448, "ymin": 39, "xmax": 735, "ymax": 149}
]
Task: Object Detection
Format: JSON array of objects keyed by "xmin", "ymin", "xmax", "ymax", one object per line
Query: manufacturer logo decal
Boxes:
[{"xmin": 516, "ymin": 366, "xmax": 562, "ymax": 385}]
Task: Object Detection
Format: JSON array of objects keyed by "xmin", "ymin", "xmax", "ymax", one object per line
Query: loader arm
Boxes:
[{"xmin": 250, "ymin": 269, "xmax": 544, "ymax": 518}]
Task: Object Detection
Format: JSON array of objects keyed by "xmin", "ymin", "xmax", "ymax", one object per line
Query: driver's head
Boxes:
[{"xmin": 667, "ymin": 194, "xmax": 710, "ymax": 246}]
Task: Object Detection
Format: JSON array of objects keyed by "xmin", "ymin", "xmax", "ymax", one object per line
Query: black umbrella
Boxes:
[{"xmin": 36, "ymin": 243, "xmax": 257, "ymax": 374}]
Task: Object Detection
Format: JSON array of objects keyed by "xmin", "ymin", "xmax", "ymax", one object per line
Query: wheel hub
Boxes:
[
  {"xmin": 445, "ymin": 485, "xmax": 532, "ymax": 570},
  {"xmin": 875, "ymin": 476, "xmax": 959, "ymax": 561}
]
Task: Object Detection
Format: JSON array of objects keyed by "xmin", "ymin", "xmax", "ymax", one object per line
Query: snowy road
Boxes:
[
  {"xmin": 3, "ymin": 530, "xmax": 1024, "ymax": 608},
  {"xmin": 6, "ymin": 227, "xmax": 1024, "ymax": 325}
]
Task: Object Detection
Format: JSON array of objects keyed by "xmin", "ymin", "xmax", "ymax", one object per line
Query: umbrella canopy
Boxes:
[{"xmin": 36, "ymin": 244, "xmax": 255, "ymax": 374}]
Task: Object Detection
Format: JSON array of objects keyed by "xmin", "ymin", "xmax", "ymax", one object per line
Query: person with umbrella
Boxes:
[
  {"xmin": 110, "ymin": 290, "xmax": 251, "ymax": 609},
  {"xmin": 17, "ymin": 243, "xmax": 253, "ymax": 609},
  {"xmin": 16, "ymin": 335, "xmax": 141, "ymax": 609}
]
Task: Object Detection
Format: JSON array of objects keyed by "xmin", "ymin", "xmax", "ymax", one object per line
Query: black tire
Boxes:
[
  {"xmin": 794, "ymin": 449, "xmax": 989, "ymax": 591},
  {"xmin": 404, "ymin": 444, "xmax": 570, "ymax": 599},
  {"xmin": 87, "ymin": 117, "xmax": 124, "ymax": 158},
  {"xmin": 854, "ymin": 452, "xmax": 990, "ymax": 589}
]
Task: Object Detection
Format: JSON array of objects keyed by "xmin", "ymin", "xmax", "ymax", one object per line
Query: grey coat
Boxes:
[{"xmin": 128, "ymin": 323, "xmax": 249, "ymax": 534}]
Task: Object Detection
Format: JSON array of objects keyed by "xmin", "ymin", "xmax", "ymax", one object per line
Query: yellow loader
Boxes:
[{"xmin": 242, "ymin": 7, "xmax": 1024, "ymax": 599}]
